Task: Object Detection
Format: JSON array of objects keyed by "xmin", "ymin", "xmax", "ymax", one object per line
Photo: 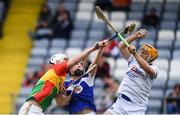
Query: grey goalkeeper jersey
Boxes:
[{"xmin": 117, "ymin": 56, "xmax": 159, "ymax": 107}]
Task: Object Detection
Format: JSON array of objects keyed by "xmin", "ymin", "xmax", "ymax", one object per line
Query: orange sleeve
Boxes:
[{"xmin": 52, "ymin": 61, "xmax": 68, "ymax": 76}]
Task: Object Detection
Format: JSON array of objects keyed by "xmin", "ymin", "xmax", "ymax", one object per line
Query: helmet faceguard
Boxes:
[
  {"xmin": 49, "ymin": 53, "xmax": 69, "ymax": 65},
  {"xmin": 140, "ymin": 44, "xmax": 159, "ymax": 63}
]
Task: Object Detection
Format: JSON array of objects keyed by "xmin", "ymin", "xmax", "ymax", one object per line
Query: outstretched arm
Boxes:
[
  {"xmin": 88, "ymin": 39, "xmax": 110, "ymax": 77},
  {"xmin": 88, "ymin": 49, "xmax": 103, "ymax": 77},
  {"xmin": 67, "ymin": 47, "xmax": 96, "ymax": 69},
  {"xmin": 118, "ymin": 29, "xmax": 146, "ymax": 60},
  {"xmin": 67, "ymin": 40, "xmax": 109, "ymax": 69}
]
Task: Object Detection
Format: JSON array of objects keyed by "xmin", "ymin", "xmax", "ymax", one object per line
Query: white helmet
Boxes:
[{"xmin": 49, "ymin": 53, "xmax": 69, "ymax": 64}]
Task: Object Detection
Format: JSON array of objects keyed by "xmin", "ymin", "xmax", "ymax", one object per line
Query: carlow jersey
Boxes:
[
  {"xmin": 26, "ymin": 61, "xmax": 68, "ymax": 111},
  {"xmin": 65, "ymin": 73, "xmax": 96, "ymax": 114},
  {"xmin": 117, "ymin": 56, "xmax": 159, "ymax": 107}
]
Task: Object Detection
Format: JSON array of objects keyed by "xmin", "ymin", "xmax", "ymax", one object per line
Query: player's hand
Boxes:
[
  {"xmin": 59, "ymin": 87, "xmax": 67, "ymax": 95},
  {"xmin": 94, "ymin": 39, "xmax": 110, "ymax": 49},
  {"xmin": 99, "ymin": 39, "xmax": 111, "ymax": 48},
  {"xmin": 135, "ymin": 29, "xmax": 147, "ymax": 38},
  {"xmin": 128, "ymin": 45, "xmax": 136, "ymax": 55}
]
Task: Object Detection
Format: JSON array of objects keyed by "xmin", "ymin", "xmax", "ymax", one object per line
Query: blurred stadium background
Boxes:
[{"xmin": 0, "ymin": 0, "xmax": 180, "ymax": 114}]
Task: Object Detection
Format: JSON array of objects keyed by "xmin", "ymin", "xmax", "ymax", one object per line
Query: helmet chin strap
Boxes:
[{"xmin": 146, "ymin": 54, "xmax": 152, "ymax": 63}]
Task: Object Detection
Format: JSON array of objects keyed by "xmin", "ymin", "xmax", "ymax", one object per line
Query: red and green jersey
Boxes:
[{"xmin": 26, "ymin": 61, "xmax": 68, "ymax": 111}]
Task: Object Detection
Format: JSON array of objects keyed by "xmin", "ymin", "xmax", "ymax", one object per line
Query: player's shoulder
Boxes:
[
  {"xmin": 149, "ymin": 62, "xmax": 160, "ymax": 76},
  {"xmin": 81, "ymin": 74, "xmax": 94, "ymax": 87},
  {"xmin": 151, "ymin": 63, "xmax": 159, "ymax": 70},
  {"xmin": 53, "ymin": 61, "xmax": 68, "ymax": 68},
  {"xmin": 150, "ymin": 61, "xmax": 159, "ymax": 69},
  {"xmin": 64, "ymin": 79, "xmax": 72, "ymax": 86}
]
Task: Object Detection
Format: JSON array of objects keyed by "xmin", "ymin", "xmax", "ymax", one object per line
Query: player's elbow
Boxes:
[
  {"xmin": 147, "ymin": 69, "xmax": 156, "ymax": 77},
  {"xmin": 67, "ymin": 59, "xmax": 78, "ymax": 69}
]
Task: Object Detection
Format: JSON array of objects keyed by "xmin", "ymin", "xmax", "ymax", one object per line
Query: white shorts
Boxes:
[
  {"xmin": 19, "ymin": 102, "xmax": 44, "ymax": 115},
  {"xmin": 107, "ymin": 94, "xmax": 146, "ymax": 115}
]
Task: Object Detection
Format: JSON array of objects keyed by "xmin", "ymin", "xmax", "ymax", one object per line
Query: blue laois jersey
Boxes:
[{"xmin": 64, "ymin": 73, "xmax": 96, "ymax": 114}]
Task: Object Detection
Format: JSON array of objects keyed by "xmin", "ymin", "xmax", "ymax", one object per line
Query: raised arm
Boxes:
[
  {"xmin": 88, "ymin": 49, "xmax": 103, "ymax": 77},
  {"xmin": 67, "ymin": 40, "xmax": 109, "ymax": 69},
  {"xmin": 118, "ymin": 29, "xmax": 146, "ymax": 60},
  {"xmin": 88, "ymin": 39, "xmax": 110, "ymax": 77},
  {"xmin": 128, "ymin": 45, "xmax": 157, "ymax": 77}
]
